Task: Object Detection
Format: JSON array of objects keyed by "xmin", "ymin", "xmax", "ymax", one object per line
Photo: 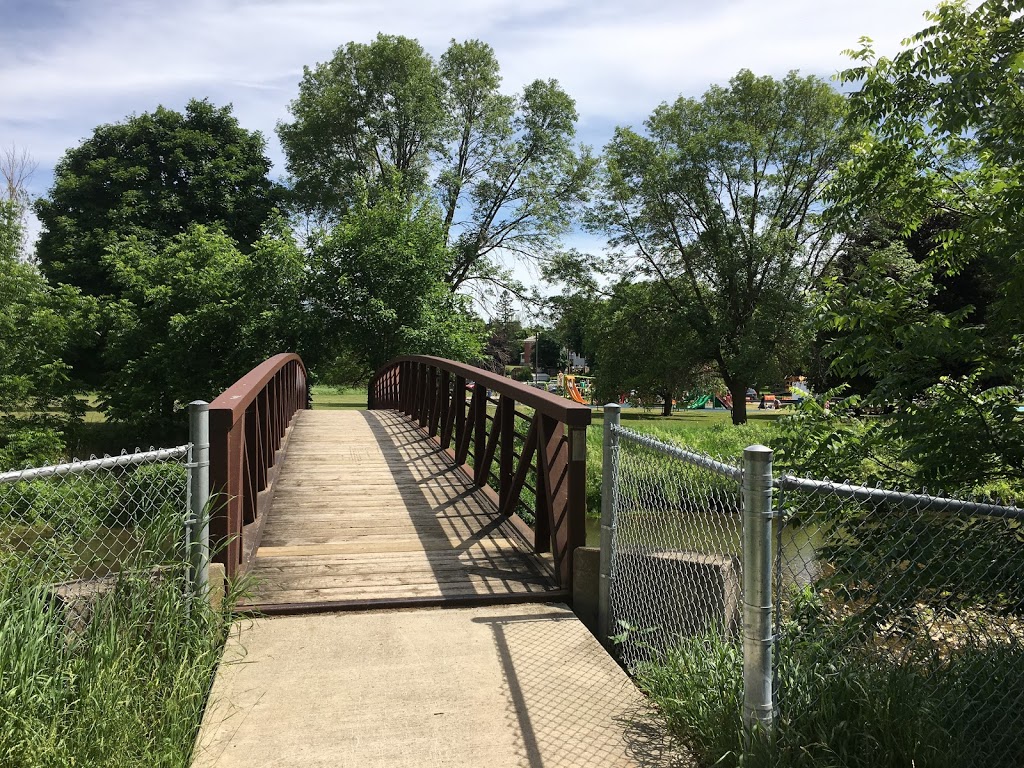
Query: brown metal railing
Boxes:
[
  {"xmin": 370, "ymin": 356, "xmax": 591, "ymax": 590},
  {"xmin": 209, "ymin": 353, "xmax": 308, "ymax": 579}
]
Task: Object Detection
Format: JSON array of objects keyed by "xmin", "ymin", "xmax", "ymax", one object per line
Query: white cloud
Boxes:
[{"xmin": 1, "ymin": 0, "xmax": 942, "ymax": 245}]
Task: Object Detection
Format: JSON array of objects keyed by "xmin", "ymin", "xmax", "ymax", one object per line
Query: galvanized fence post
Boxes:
[
  {"xmin": 742, "ymin": 444, "xmax": 775, "ymax": 739},
  {"xmin": 598, "ymin": 403, "xmax": 621, "ymax": 647},
  {"xmin": 188, "ymin": 400, "xmax": 211, "ymax": 595}
]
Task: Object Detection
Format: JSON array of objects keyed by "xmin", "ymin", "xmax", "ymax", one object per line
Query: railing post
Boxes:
[
  {"xmin": 742, "ymin": 444, "xmax": 775, "ymax": 740},
  {"xmin": 598, "ymin": 403, "xmax": 620, "ymax": 647},
  {"xmin": 472, "ymin": 385, "xmax": 487, "ymax": 484},
  {"xmin": 566, "ymin": 421, "xmax": 588, "ymax": 590},
  {"xmin": 499, "ymin": 395, "xmax": 515, "ymax": 511},
  {"xmin": 188, "ymin": 401, "xmax": 210, "ymax": 596}
]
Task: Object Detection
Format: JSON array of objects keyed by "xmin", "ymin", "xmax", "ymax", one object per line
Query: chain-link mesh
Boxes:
[
  {"xmin": 0, "ymin": 448, "xmax": 191, "ymax": 611},
  {"xmin": 774, "ymin": 477, "xmax": 1024, "ymax": 766},
  {"xmin": 607, "ymin": 426, "xmax": 1024, "ymax": 765},
  {"xmin": 608, "ymin": 425, "xmax": 743, "ymax": 671}
]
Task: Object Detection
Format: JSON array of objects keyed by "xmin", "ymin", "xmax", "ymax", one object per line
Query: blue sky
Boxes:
[{"xmin": 1, "ymin": 0, "xmax": 944, "ymax": 292}]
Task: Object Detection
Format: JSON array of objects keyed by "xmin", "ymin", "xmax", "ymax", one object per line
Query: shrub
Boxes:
[
  {"xmin": 120, "ymin": 462, "xmax": 187, "ymax": 526},
  {"xmin": 507, "ymin": 365, "xmax": 533, "ymax": 382},
  {"xmin": 0, "ymin": 474, "xmax": 120, "ymax": 531}
]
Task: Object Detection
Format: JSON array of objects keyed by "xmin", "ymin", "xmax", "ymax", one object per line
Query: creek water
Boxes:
[{"xmin": 585, "ymin": 511, "xmax": 823, "ymax": 589}]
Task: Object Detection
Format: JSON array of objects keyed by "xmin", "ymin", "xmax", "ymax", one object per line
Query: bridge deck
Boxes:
[{"xmin": 242, "ymin": 409, "xmax": 560, "ymax": 610}]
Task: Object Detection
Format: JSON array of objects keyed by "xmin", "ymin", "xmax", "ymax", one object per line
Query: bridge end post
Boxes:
[
  {"xmin": 598, "ymin": 403, "xmax": 620, "ymax": 648},
  {"xmin": 188, "ymin": 400, "xmax": 211, "ymax": 596}
]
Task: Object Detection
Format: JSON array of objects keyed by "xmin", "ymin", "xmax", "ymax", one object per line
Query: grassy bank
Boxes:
[
  {"xmin": 0, "ymin": 469, "xmax": 233, "ymax": 766},
  {"xmin": 310, "ymin": 384, "xmax": 367, "ymax": 410},
  {"xmin": 583, "ymin": 407, "xmax": 781, "ymax": 517},
  {"xmin": 0, "ymin": 569, "xmax": 232, "ymax": 767},
  {"xmin": 636, "ymin": 617, "xmax": 1024, "ymax": 768}
]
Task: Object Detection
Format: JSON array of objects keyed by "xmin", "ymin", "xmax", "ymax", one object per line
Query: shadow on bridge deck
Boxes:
[
  {"xmin": 192, "ymin": 604, "xmax": 691, "ymax": 768},
  {"xmin": 241, "ymin": 409, "xmax": 563, "ymax": 612}
]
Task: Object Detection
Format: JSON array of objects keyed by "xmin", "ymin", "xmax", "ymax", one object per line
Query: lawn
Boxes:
[{"xmin": 311, "ymin": 385, "xmax": 368, "ymax": 410}]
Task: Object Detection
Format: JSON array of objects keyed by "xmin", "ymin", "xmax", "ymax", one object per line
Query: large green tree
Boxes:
[
  {"xmin": 35, "ymin": 99, "xmax": 282, "ymax": 299},
  {"xmin": 586, "ymin": 281, "xmax": 709, "ymax": 415},
  {"xmin": 813, "ymin": 0, "xmax": 1024, "ymax": 492},
  {"xmin": 278, "ymin": 35, "xmax": 593, "ymax": 292},
  {"xmin": 593, "ymin": 70, "xmax": 852, "ymax": 423},
  {"xmin": 100, "ymin": 219, "xmax": 307, "ymax": 431},
  {"xmin": 307, "ymin": 181, "xmax": 483, "ymax": 377}
]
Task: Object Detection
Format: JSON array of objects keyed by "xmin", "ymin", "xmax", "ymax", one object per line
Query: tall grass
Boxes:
[
  {"xmin": 633, "ymin": 615, "xmax": 1024, "ymax": 768},
  {"xmin": 0, "ymin": 506, "xmax": 233, "ymax": 766}
]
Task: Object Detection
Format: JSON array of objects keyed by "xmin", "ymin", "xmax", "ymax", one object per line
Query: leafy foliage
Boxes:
[
  {"xmin": 307, "ymin": 182, "xmax": 483, "ymax": 377},
  {"xmin": 35, "ymin": 99, "xmax": 281, "ymax": 300},
  {"xmin": 815, "ymin": 0, "xmax": 1024, "ymax": 495},
  {"xmin": 279, "ymin": 35, "xmax": 593, "ymax": 292},
  {"xmin": 100, "ymin": 219, "xmax": 307, "ymax": 431},
  {"xmin": 584, "ymin": 280, "xmax": 709, "ymax": 413},
  {"xmin": 0, "ymin": 252, "xmax": 95, "ymax": 468},
  {"xmin": 593, "ymin": 70, "xmax": 853, "ymax": 423}
]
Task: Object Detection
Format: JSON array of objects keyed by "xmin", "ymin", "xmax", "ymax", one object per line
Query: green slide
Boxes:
[{"xmin": 687, "ymin": 394, "xmax": 712, "ymax": 409}]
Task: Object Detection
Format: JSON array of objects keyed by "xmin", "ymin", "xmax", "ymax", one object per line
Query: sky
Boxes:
[{"xmin": 1, "ymin": 0, "xmax": 944, "ymax": 296}]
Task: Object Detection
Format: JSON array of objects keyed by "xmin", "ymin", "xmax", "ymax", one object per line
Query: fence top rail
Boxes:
[
  {"xmin": 776, "ymin": 474, "xmax": 1024, "ymax": 520},
  {"xmin": 375, "ymin": 355, "xmax": 592, "ymax": 427},
  {"xmin": 0, "ymin": 445, "xmax": 189, "ymax": 484},
  {"xmin": 209, "ymin": 353, "xmax": 307, "ymax": 423},
  {"xmin": 611, "ymin": 423, "xmax": 742, "ymax": 480}
]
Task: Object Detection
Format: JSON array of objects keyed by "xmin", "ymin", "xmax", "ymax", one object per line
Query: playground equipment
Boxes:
[
  {"xmin": 686, "ymin": 394, "xmax": 712, "ymax": 410},
  {"xmin": 562, "ymin": 374, "xmax": 594, "ymax": 406},
  {"xmin": 683, "ymin": 392, "xmax": 735, "ymax": 412}
]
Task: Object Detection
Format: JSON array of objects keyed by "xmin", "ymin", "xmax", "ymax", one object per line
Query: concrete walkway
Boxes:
[{"xmin": 192, "ymin": 604, "xmax": 688, "ymax": 768}]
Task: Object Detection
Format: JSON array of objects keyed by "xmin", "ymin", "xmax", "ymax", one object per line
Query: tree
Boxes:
[
  {"xmin": 0, "ymin": 256, "xmax": 95, "ymax": 468},
  {"xmin": 35, "ymin": 99, "xmax": 282, "ymax": 299},
  {"xmin": 0, "ymin": 147, "xmax": 94, "ymax": 467},
  {"xmin": 482, "ymin": 291, "xmax": 524, "ymax": 372},
  {"xmin": 1, "ymin": 146, "xmax": 36, "ymax": 262},
  {"xmin": 277, "ymin": 35, "xmax": 444, "ymax": 219},
  {"xmin": 100, "ymin": 219, "xmax": 307, "ymax": 432},
  {"xmin": 813, "ymin": 0, "xmax": 1024, "ymax": 493},
  {"xmin": 585, "ymin": 281, "xmax": 710, "ymax": 415},
  {"xmin": 307, "ymin": 181, "xmax": 483, "ymax": 378},
  {"xmin": 278, "ymin": 35, "xmax": 593, "ymax": 292},
  {"xmin": 593, "ymin": 70, "xmax": 852, "ymax": 423}
]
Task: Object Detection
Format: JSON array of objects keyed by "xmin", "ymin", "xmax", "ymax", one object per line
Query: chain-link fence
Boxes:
[
  {"xmin": 0, "ymin": 448, "xmax": 190, "ymax": 589},
  {"xmin": 601, "ymin": 408, "xmax": 1024, "ymax": 766},
  {"xmin": 0, "ymin": 434, "xmax": 214, "ymax": 635},
  {"xmin": 605, "ymin": 427, "xmax": 743, "ymax": 671},
  {"xmin": 774, "ymin": 478, "xmax": 1024, "ymax": 766}
]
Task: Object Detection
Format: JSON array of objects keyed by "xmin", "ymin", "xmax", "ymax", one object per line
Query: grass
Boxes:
[
  {"xmin": 0, "ymin": 570, "xmax": 232, "ymax": 767},
  {"xmin": 0, "ymin": 503, "xmax": 235, "ymax": 768},
  {"xmin": 583, "ymin": 406, "xmax": 781, "ymax": 518},
  {"xmin": 311, "ymin": 384, "xmax": 368, "ymax": 410},
  {"xmin": 635, "ymin": 616, "xmax": 1024, "ymax": 768}
]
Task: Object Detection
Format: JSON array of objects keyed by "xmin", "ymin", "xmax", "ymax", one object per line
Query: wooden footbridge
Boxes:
[{"xmin": 192, "ymin": 354, "xmax": 685, "ymax": 767}]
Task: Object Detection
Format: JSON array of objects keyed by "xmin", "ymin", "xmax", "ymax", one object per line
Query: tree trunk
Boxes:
[
  {"xmin": 662, "ymin": 394, "xmax": 673, "ymax": 417},
  {"xmin": 728, "ymin": 380, "xmax": 748, "ymax": 425}
]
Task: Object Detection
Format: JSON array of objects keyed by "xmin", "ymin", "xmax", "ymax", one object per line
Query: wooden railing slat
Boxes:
[
  {"xmin": 209, "ymin": 353, "xmax": 308, "ymax": 582},
  {"xmin": 369, "ymin": 355, "xmax": 590, "ymax": 592}
]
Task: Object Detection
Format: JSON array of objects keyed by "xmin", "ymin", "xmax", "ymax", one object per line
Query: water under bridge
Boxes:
[{"xmin": 190, "ymin": 354, "xmax": 685, "ymax": 767}]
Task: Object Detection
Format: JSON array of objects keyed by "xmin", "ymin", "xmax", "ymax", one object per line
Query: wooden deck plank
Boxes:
[{"xmin": 241, "ymin": 409, "xmax": 554, "ymax": 609}]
